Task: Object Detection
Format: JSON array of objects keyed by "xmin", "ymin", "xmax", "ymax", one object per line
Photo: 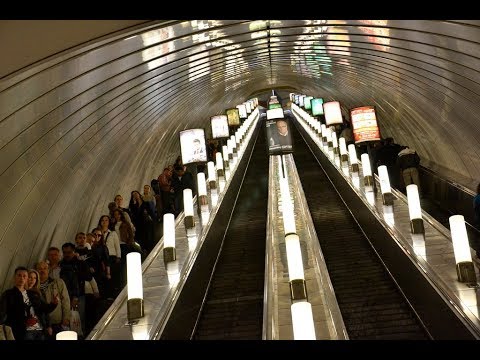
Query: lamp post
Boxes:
[
  {"xmin": 377, "ymin": 165, "xmax": 394, "ymax": 206},
  {"xmin": 449, "ymin": 215, "xmax": 477, "ymax": 285},
  {"xmin": 339, "ymin": 137, "xmax": 348, "ymax": 165},
  {"xmin": 207, "ymin": 161, "xmax": 216, "ymax": 191},
  {"xmin": 197, "ymin": 172, "xmax": 209, "ymax": 213},
  {"xmin": 163, "ymin": 213, "xmax": 176, "ymax": 263},
  {"xmin": 56, "ymin": 330, "xmax": 78, "ymax": 340},
  {"xmin": 127, "ymin": 252, "xmax": 144, "ymax": 322},
  {"xmin": 406, "ymin": 184, "xmax": 424, "ymax": 234},
  {"xmin": 361, "ymin": 153, "xmax": 373, "ymax": 188},
  {"xmin": 183, "ymin": 188, "xmax": 195, "ymax": 235},
  {"xmin": 291, "ymin": 301, "xmax": 316, "ymax": 340},
  {"xmin": 348, "ymin": 144, "xmax": 359, "ymax": 173},
  {"xmin": 215, "ymin": 152, "xmax": 224, "ymax": 178}
]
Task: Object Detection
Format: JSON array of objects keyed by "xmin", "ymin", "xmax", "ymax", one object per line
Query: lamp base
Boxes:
[
  {"xmin": 382, "ymin": 192, "xmax": 394, "ymax": 206},
  {"xmin": 289, "ymin": 279, "xmax": 308, "ymax": 301},
  {"xmin": 127, "ymin": 298, "xmax": 144, "ymax": 322},
  {"xmin": 351, "ymin": 163, "xmax": 359, "ymax": 173},
  {"xmin": 217, "ymin": 169, "xmax": 224, "ymax": 177},
  {"xmin": 327, "ymin": 141, "xmax": 333, "ymax": 149},
  {"xmin": 333, "ymin": 148, "xmax": 339, "ymax": 156},
  {"xmin": 364, "ymin": 175, "xmax": 373, "ymax": 187},
  {"xmin": 340, "ymin": 154, "xmax": 349, "ymax": 163},
  {"xmin": 163, "ymin": 247, "xmax": 176, "ymax": 263},
  {"xmin": 456, "ymin": 261, "xmax": 477, "ymax": 285},
  {"xmin": 184, "ymin": 215, "xmax": 195, "ymax": 229},
  {"xmin": 209, "ymin": 180, "xmax": 217, "ymax": 190},
  {"xmin": 410, "ymin": 218, "xmax": 424, "ymax": 234},
  {"xmin": 223, "ymin": 161, "xmax": 229, "ymax": 171}
]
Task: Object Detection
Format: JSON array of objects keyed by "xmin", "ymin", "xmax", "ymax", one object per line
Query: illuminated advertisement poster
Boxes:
[
  {"xmin": 311, "ymin": 98, "xmax": 324, "ymax": 116},
  {"xmin": 266, "ymin": 118, "xmax": 293, "ymax": 155},
  {"xmin": 294, "ymin": 94, "xmax": 300, "ymax": 105},
  {"xmin": 266, "ymin": 108, "xmax": 284, "ymax": 120},
  {"xmin": 290, "ymin": 93, "xmax": 294, "ymax": 101},
  {"xmin": 236, "ymin": 104, "xmax": 247, "ymax": 119},
  {"xmin": 211, "ymin": 115, "xmax": 229, "ymax": 139},
  {"xmin": 226, "ymin": 108, "xmax": 240, "ymax": 126},
  {"xmin": 269, "ymin": 103, "xmax": 282, "ymax": 110},
  {"xmin": 350, "ymin": 106, "xmax": 381, "ymax": 144},
  {"xmin": 299, "ymin": 95, "xmax": 305, "ymax": 108},
  {"xmin": 245, "ymin": 101, "xmax": 252, "ymax": 114},
  {"xmin": 304, "ymin": 96, "xmax": 313, "ymax": 110},
  {"xmin": 180, "ymin": 128, "xmax": 207, "ymax": 164},
  {"xmin": 324, "ymin": 101, "xmax": 343, "ymax": 126}
]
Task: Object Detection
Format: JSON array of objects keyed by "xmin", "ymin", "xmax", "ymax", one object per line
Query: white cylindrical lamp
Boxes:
[
  {"xmin": 207, "ymin": 161, "xmax": 217, "ymax": 190},
  {"xmin": 449, "ymin": 215, "xmax": 477, "ymax": 284},
  {"xmin": 222, "ymin": 145, "xmax": 229, "ymax": 170},
  {"xmin": 163, "ymin": 213, "xmax": 176, "ymax": 263},
  {"xmin": 284, "ymin": 233, "xmax": 308, "ymax": 301},
  {"xmin": 215, "ymin": 152, "xmax": 224, "ymax": 177},
  {"xmin": 321, "ymin": 124, "xmax": 327, "ymax": 145},
  {"xmin": 361, "ymin": 153, "xmax": 374, "ymax": 188},
  {"xmin": 183, "ymin": 188, "xmax": 195, "ymax": 230},
  {"xmin": 406, "ymin": 184, "xmax": 424, "ymax": 234},
  {"xmin": 127, "ymin": 252, "xmax": 144, "ymax": 321},
  {"xmin": 197, "ymin": 172, "xmax": 209, "ymax": 213},
  {"xmin": 348, "ymin": 144, "xmax": 359, "ymax": 173},
  {"xmin": 378, "ymin": 165, "xmax": 393, "ymax": 206},
  {"xmin": 339, "ymin": 137, "xmax": 348, "ymax": 163},
  {"xmin": 56, "ymin": 331, "xmax": 78, "ymax": 340},
  {"xmin": 331, "ymin": 132, "xmax": 339, "ymax": 156},
  {"xmin": 291, "ymin": 301, "xmax": 316, "ymax": 340}
]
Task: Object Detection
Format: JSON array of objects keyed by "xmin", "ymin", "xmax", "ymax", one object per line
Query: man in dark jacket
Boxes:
[
  {"xmin": 0, "ymin": 266, "xmax": 56, "ymax": 340},
  {"xmin": 397, "ymin": 146, "xmax": 421, "ymax": 194}
]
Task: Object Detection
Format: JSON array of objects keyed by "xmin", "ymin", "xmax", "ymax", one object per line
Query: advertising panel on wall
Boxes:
[
  {"xmin": 180, "ymin": 128, "xmax": 207, "ymax": 164},
  {"xmin": 299, "ymin": 95, "xmax": 305, "ymax": 108},
  {"xmin": 236, "ymin": 104, "xmax": 247, "ymax": 119},
  {"xmin": 266, "ymin": 118, "xmax": 293, "ymax": 155},
  {"xmin": 324, "ymin": 101, "xmax": 343, "ymax": 126},
  {"xmin": 350, "ymin": 106, "xmax": 381, "ymax": 144},
  {"xmin": 245, "ymin": 101, "xmax": 252, "ymax": 114},
  {"xmin": 304, "ymin": 96, "xmax": 313, "ymax": 111},
  {"xmin": 311, "ymin": 98, "xmax": 324, "ymax": 116},
  {"xmin": 226, "ymin": 108, "xmax": 240, "ymax": 126},
  {"xmin": 211, "ymin": 115, "xmax": 229, "ymax": 139}
]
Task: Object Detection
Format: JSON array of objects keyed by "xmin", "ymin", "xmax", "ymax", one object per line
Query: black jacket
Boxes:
[{"xmin": 0, "ymin": 287, "xmax": 55, "ymax": 340}]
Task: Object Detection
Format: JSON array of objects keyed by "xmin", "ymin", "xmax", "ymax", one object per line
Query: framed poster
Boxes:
[
  {"xmin": 266, "ymin": 118, "xmax": 293, "ymax": 155},
  {"xmin": 226, "ymin": 108, "xmax": 240, "ymax": 126},
  {"xmin": 350, "ymin": 106, "xmax": 381, "ymax": 144},
  {"xmin": 211, "ymin": 115, "xmax": 229, "ymax": 139},
  {"xmin": 236, "ymin": 104, "xmax": 247, "ymax": 119},
  {"xmin": 311, "ymin": 98, "xmax": 324, "ymax": 116},
  {"xmin": 304, "ymin": 96, "xmax": 313, "ymax": 110},
  {"xmin": 180, "ymin": 128, "xmax": 207, "ymax": 164},
  {"xmin": 324, "ymin": 101, "xmax": 343, "ymax": 126}
]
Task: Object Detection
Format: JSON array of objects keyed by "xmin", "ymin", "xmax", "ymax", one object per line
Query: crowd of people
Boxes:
[{"xmin": 0, "ymin": 148, "xmax": 215, "ymax": 340}]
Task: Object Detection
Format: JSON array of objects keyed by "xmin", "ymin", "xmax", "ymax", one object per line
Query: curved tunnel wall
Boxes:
[{"xmin": 1, "ymin": 19, "xmax": 480, "ymax": 289}]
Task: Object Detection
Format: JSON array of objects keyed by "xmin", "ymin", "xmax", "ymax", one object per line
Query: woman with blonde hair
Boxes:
[{"xmin": 27, "ymin": 269, "xmax": 41, "ymax": 294}]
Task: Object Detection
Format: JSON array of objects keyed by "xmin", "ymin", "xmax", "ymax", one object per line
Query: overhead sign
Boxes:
[{"xmin": 350, "ymin": 106, "xmax": 381, "ymax": 144}]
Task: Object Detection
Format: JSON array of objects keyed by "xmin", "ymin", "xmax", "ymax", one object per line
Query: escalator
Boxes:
[
  {"xmin": 290, "ymin": 121, "xmax": 431, "ymax": 340},
  {"xmin": 191, "ymin": 125, "xmax": 269, "ymax": 340}
]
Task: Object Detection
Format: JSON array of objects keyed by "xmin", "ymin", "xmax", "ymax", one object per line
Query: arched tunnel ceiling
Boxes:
[{"xmin": 1, "ymin": 19, "xmax": 480, "ymax": 289}]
